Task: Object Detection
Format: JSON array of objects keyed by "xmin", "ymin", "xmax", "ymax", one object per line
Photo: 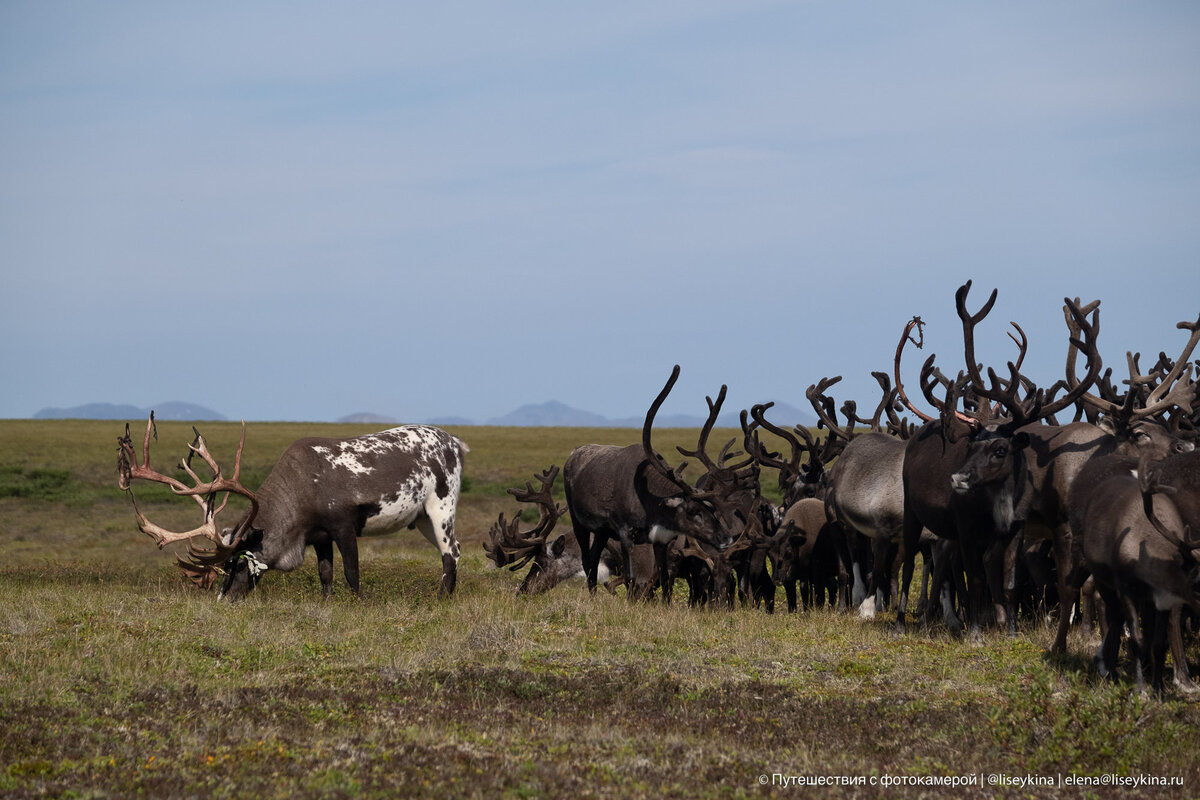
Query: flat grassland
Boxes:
[{"xmin": 1, "ymin": 419, "xmax": 1197, "ymax": 799}]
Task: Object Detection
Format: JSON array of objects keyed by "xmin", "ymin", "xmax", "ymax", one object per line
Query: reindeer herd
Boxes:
[{"xmin": 116, "ymin": 282, "xmax": 1199, "ymax": 696}]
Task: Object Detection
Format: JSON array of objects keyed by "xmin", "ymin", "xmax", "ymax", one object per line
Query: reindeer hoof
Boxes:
[{"xmin": 1173, "ymin": 676, "xmax": 1200, "ymax": 696}]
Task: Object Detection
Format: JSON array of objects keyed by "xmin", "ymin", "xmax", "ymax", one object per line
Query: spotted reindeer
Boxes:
[{"xmin": 117, "ymin": 414, "xmax": 468, "ymax": 599}]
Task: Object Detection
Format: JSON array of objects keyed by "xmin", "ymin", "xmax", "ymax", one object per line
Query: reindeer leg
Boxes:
[
  {"xmin": 1168, "ymin": 606, "xmax": 1199, "ymax": 695},
  {"xmin": 1123, "ymin": 594, "xmax": 1150, "ymax": 692},
  {"xmin": 313, "ymin": 538, "xmax": 335, "ymax": 597},
  {"xmin": 1001, "ymin": 531, "xmax": 1021, "ymax": 636},
  {"xmin": 334, "ymin": 528, "xmax": 361, "ymax": 598},
  {"xmin": 1050, "ymin": 525, "xmax": 1076, "ymax": 654},
  {"xmin": 916, "ymin": 542, "xmax": 932, "ymax": 618},
  {"xmin": 894, "ymin": 507, "xmax": 924, "ymax": 634},
  {"xmin": 869, "ymin": 535, "xmax": 892, "ymax": 616},
  {"xmin": 654, "ymin": 541, "xmax": 672, "ymax": 605},
  {"xmin": 1095, "ymin": 585, "xmax": 1123, "ymax": 681},
  {"xmin": 416, "ymin": 500, "xmax": 460, "ymax": 598}
]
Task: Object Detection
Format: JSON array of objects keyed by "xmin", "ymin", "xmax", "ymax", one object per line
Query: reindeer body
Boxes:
[
  {"xmin": 219, "ymin": 425, "xmax": 467, "ymax": 600},
  {"xmin": 1071, "ymin": 451, "xmax": 1200, "ymax": 693},
  {"xmin": 564, "ymin": 443, "xmax": 712, "ymax": 598},
  {"xmin": 1017, "ymin": 419, "xmax": 1192, "ymax": 651}
]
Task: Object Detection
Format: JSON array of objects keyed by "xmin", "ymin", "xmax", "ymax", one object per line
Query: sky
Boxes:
[{"xmin": 2, "ymin": 2, "xmax": 1199, "ymax": 425}]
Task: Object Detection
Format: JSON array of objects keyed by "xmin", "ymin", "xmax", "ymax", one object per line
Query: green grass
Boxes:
[{"xmin": 1, "ymin": 420, "xmax": 1198, "ymax": 798}]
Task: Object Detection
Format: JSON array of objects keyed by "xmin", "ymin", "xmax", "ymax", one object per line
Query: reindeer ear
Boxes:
[
  {"xmin": 550, "ymin": 534, "xmax": 567, "ymax": 557},
  {"xmin": 1097, "ymin": 416, "xmax": 1118, "ymax": 436}
]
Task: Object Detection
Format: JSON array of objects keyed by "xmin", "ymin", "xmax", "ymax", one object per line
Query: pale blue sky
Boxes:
[{"xmin": 2, "ymin": 2, "xmax": 1198, "ymax": 423}]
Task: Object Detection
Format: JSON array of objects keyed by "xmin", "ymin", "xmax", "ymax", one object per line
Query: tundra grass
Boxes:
[{"xmin": 1, "ymin": 420, "xmax": 1198, "ymax": 798}]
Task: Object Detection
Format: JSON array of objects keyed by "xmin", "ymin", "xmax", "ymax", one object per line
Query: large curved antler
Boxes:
[
  {"xmin": 893, "ymin": 315, "xmax": 976, "ymax": 427},
  {"xmin": 957, "ymin": 282, "xmax": 1102, "ymax": 431},
  {"xmin": 642, "ymin": 365, "xmax": 698, "ymax": 495},
  {"xmin": 805, "ymin": 376, "xmax": 858, "ymax": 443},
  {"xmin": 116, "ymin": 413, "xmax": 259, "ymax": 550},
  {"xmin": 1142, "ymin": 316, "xmax": 1200, "ymax": 416},
  {"xmin": 674, "ymin": 383, "xmax": 755, "ymax": 481}
]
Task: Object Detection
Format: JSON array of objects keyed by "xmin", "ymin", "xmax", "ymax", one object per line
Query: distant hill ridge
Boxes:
[
  {"xmin": 33, "ymin": 400, "xmax": 816, "ymax": 428},
  {"xmin": 34, "ymin": 402, "xmax": 226, "ymax": 421}
]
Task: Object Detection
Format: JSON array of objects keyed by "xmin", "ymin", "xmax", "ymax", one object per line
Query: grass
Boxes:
[{"xmin": 1, "ymin": 419, "xmax": 1198, "ymax": 798}]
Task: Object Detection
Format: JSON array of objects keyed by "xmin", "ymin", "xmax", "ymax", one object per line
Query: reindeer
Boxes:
[
  {"xmin": 1070, "ymin": 449, "xmax": 1200, "ymax": 693},
  {"xmin": 483, "ymin": 466, "xmax": 657, "ymax": 597},
  {"xmin": 117, "ymin": 414, "xmax": 467, "ymax": 599},
  {"xmin": 804, "ymin": 373, "xmax": 920, "ymax": 616},
  {"xmin": 1017, "ymin": 311, "xmax": 1198, "ymax": 652},
  {"xmin": 744, "ymin": 407, "xmax": 849, "ymax": 614},
  {"xmin": 563, "ymin": 365, "xmax": 759, "ymax": 604},
  {"xmin": 483, "ymin": 466, "xmax": 576, "ymax": 593},
  {"xmin": 894, "ymin": 282, "xmax": 1103, "ymax": 639}
]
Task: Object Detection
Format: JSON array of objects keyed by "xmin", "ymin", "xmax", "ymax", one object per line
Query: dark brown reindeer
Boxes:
[
  {"xmin": 117, "ymin": 413, "xmax": 467, "ymax": 600},
  {"xmin": 1017, "ymin": 310, "xmax": 1198, "ymax": 653},
  {"xmin": 562, "ymin": 365, "xmax": 757, "ymax": 603},
  {"xmin": 740, "ymin": 403, "xmax": 845, "ymax": 612},
  {"xmin": 666, "ymin": 534, "xmax": 739, "ymax": 608},
  {"xmin": 1070, "ymin": 448, "xmax": 1200, "ymax": 694},
  {"xmin": 894, "ymin": 282, "xmax": 1103, "ymax": 639}
]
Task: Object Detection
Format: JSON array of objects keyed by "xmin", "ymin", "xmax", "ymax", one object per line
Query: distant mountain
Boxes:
[
  {"xmin": 487, "ymin": 401, "xmax": 611, "ymax": 427},
  {"xmin": 34, "ymin": 401, "xmax": 226, "ymax": 421}
]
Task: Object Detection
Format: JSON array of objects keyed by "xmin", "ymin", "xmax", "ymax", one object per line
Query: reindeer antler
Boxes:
[
  {"xmin": 956, "ymin": 283, "xmax": 1102, "ymax": 432},
  {"xmin": 483, "ymin": 466, "xmax": 565, "ymax": 571},
  {"xmin": 894, "ymin": 315, "xmax": 976, "ymax": 427},
  {"xmin": 742, "ymin": 404, "xmax": 829, "ymax": 502},
  {"xmin": 116, "ymin": 413, "xmax": 259, "ymax": 551}
]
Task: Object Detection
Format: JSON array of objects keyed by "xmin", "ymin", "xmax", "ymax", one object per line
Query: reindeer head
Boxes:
[
  {"xmin": 896, "ymin": 282, "xmax": 1103, "ymax": 497},
  {"xmin": 482, "ymin": 466, "xmax": 568, "ymax": 594},
  {"xmin": 116, "ymin": 413, "xmax": 261, "ymax": 594}
]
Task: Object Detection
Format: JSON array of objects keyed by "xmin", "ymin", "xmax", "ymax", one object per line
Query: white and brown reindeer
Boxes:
[{"xmin": 117, "ymin": 413, "xmax": 468, "ymax": 599}]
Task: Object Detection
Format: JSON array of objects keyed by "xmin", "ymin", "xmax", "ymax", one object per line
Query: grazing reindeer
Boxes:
[
  {"xmin": 666, "ymin": 535, "xmax": 738, "ymax": 607},
  {"xmin": 117, "ymin": 414, "xmax": 467, "ymax": 599},
  {"xmin": 483, "ymin": 466, "xmax": 576, "ymax": 594},
  {"xmin": 563, "ymin": 365, "xmax": 758, "ymax": 603},
  {"xmin": 1071, "ymin": 449, "xmax": 1200, "ymax": 693},
  {"xmin": 894, "ymin": 283, "xmax": 1103, "ymax": 638}
]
